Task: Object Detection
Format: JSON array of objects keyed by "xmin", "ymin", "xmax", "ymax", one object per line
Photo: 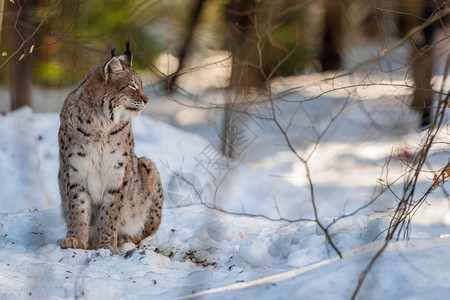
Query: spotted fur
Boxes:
[{"xmin": 57, "ymin": 42, "xmax": 163, "ymax": 254}]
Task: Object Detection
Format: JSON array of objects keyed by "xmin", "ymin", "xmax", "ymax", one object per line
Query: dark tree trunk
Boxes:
[
  {"xmin": 221, "ymin": 0, "xmax": 262, "ymax": 158},
  {"xmin": 167, "ymin": 0, "xmax": 206, "ymax": 92},
  {"xmin": 226, "ymin": 0, "xmax": 265, "ymax": 90},
  {"xmin": 319, "ymin": 1, "xmax": 346, "ymax": 71},
  {"xmin": 410, "ymin": 44, "xmax": 433, "ymax": 128},
  {"xmin": 398, "ymin": 0, "xmax": 444, "ymax": 128},
  {"xmin": 10, "ymin": 0, "xmax": 32, "ymax": 111}
]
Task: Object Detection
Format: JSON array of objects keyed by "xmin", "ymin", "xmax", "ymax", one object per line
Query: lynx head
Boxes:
[{"xmin": 102, "ymin": 41, "xmax": 149, "ymax": 123}]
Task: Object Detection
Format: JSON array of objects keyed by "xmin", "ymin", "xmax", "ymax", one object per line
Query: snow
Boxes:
[{"xmin": 0, "ymin": 66, "xmax": 450, "ymax": 299}]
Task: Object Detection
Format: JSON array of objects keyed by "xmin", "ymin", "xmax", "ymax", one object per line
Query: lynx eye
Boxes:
[{"xmin": 128, "ymin": 83, "xmax": 138, "ymax": 90}]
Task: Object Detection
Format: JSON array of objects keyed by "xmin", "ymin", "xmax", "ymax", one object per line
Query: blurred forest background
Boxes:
[
  {"xmin": 0, "ymin": 0, "xmax": 448, "ymax": 120},
  {"xmin": 0, "ymin": 2, "xmax": 449, "ymax": 298}
]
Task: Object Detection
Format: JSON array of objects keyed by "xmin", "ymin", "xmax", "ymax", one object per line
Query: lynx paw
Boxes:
[
  {"xmin": 57, "ymin": 237, "xmax": 87, "ymax": 250},
  {"xmin": 97, "ymin": 243, "xmax": 119, "ymax": 255}
]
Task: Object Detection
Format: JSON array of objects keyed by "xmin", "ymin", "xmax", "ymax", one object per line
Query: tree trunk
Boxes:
[
  {"xmin": 319, "ymin": 1, "xmax": 346, "ymax": 71},
  {"xmin": 10, "ymin": 0, "xmax": 32, "ymax": 111},
  {"xmin": 398, "ymin": 0, "xmax": 444, "ymax": 128},
  {"xmin": 410, "ymin": 46, "xmax": 433, "ymax": 127},
  {"xmin": 226, "ymin": 0, "xmax": 265, "ymax": 90},
  {"xmin": 167, "ymin": 0, "xmax": 206, "ymax": 92}
]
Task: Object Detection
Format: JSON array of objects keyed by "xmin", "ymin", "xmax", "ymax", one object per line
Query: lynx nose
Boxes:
[{"xmin": 140, "ymin": 91, "xmax": 149, "ymax": 104}]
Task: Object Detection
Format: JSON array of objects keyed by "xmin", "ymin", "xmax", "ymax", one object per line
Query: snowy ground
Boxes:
[{"xmin": 1, "ymin": 48, "xmax": 450, "ymax": 299}]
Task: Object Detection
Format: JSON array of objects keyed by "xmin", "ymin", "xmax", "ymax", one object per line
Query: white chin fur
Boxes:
[
  {"xmin": 129, "ymin": 110, "xmax": 141, "ymax": 118},
  {"xmin": 112, "ymin": 105, "xmax": 141, "ymax": 123}
]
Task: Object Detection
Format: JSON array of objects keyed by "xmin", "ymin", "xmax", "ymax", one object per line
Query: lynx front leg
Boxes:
[
  {"xmin": 58, "ymin": 181, "xmax": 91, "ymax": 250},
  {"xmin": 91, "ymin": 189, "xmax": 124, "ymax": 254}
]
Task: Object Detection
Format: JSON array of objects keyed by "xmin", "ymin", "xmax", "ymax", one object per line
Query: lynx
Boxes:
[{"xmin": 57, "ymin": 41, "xmax": 163, "ymax": 254}]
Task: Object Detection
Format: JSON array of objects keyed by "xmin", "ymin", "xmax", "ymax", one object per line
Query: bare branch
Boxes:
[{"xmin": 0, "ymin": 0, "xmax": 63, "ymax": 70}]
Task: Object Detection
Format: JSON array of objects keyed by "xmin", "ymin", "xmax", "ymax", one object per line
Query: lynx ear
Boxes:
[
  {"xmin": 104, "ymin": 56, "xmax": 123, "ymax": 82},
  {"xmin": 118, "ymin": 40, "xmax": 133, "ymax": 67}
]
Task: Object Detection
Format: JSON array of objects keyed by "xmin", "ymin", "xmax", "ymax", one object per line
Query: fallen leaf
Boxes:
[
  {"xmin": 432, "ymin": 174, "xmax": 440, "ymax": 190},
  {"xmin": 1, "ymin": 52, "xmax": 7, "ymax": 56},
  {"xmin": 29, "ymin": 45, "xmax": 34, "ymax": 54},
  {"xmin": 19, "ymin": 53, "xmax": 25, "ymax": 61}
]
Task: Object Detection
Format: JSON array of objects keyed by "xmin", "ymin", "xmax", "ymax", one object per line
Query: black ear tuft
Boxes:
[
  {"xmin": 118, "ymin": 40, "xmax": 133, "ymax": 67},
  {"xmin": 111, "ymin": 47, "xmax": 116, "ymax": 57}
]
